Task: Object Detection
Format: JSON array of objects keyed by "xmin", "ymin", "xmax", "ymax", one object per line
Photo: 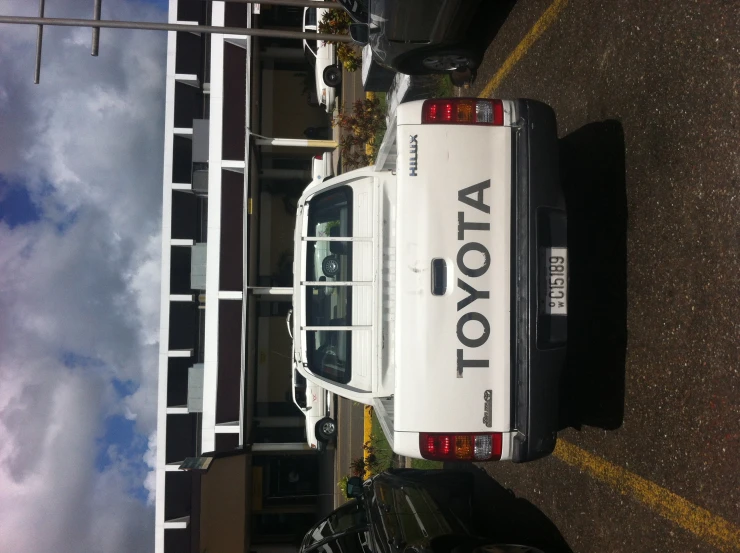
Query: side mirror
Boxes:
[
  {"xmin": 346, "ymin": 476, "xmax": 364, "ymax": 499},
  {"xmin": 349, "ymin": 23, "xmax": 370, "ymax": 46}
]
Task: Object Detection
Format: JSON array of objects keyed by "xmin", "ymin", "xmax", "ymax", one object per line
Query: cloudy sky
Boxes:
[{"xmin": 0, "ymin": 0, "xmax": 169, "ymax": 551}]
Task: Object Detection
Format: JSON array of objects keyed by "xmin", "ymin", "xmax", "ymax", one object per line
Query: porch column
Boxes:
[
  {"xmin": 251, "ymin": 443, "xmax": 313, "ymax": 453},
  {"xmin": 255, "ymin": 137, "xmax": 338, "ymax": 150}
]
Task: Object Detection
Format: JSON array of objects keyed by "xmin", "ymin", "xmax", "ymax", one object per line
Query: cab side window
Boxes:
[{"xmin": 328, "ymin": 500, "xmax": 367, "ymax": 531}]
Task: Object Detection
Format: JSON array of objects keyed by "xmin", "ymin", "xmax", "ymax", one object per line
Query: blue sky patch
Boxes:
[
  {"xmin": 112, "ymin": 378, "xmax": 139, "ymax": 398},
  {"xmin": 0, "ymin": 176, "xmax": 42, "ymax": 228},
  {"xmin": 139, "ymin": 0, "xmax": 169, "ymax": 10},
  {"xmin": 56, "ymin": 209, "xmax": 79, "ymax": 234},
  {"xmin": 61, "ymin": 351, "xmax": 105, "ymax": 369},
  {"xmin": 96, "ymin": 414, "xmax": 150, "ymax": 503}
]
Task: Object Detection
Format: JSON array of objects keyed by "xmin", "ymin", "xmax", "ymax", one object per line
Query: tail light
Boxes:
[
  {"xmin": 421, "ymin": 98, "xmax": 504, "ymax": 126},
  {"xmin": 420, "ymin": 432, "xmax": 502, "ymax": 461},
  {"xmin": 314, "ymin": 154, "xmax": 323, "ymax": 160}
]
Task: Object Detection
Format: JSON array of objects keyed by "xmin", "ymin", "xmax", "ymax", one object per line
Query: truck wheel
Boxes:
[
  {"xmin": 422, "ymin": 49, "xmax": 478, "ymax": 72},
  {"xmin": 323, "ymin": 64, "xmax": 342, "ymax": 87},
  {"xmin": 401, "ymin": 47, "xmax": 480, "ymax": 75},
  {"xmin": 316, "ymin": 417, "xmax": 337, "ymax": 442},
  {"xmin": 322, "ymin": 255, "xmax": 340, "ymax": 277}
]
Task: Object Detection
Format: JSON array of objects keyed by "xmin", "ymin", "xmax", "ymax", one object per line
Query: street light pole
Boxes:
[
  {"xmin": 91, "ymin": 0, "xmax": 102, "ymax": 56},
  {"xmin": 0, "ymin": 15, "xmax": 353, "ymax": 42},
  {"xmin": 33, "ymin": 0, "xmax": 45, "ymax": 84},
  {"xmin": 4, "ymin": 0, "xmax": 354, "ymax": 83},
  {"xmin": 213, "ymin": 0, "xmax": 347, "ymax": 7}
]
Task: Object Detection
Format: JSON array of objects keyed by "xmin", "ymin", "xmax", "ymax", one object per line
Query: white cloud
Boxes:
[
  {"xmin": 143, "ymin": 431, "xmax": 159, "ymax": 505},
  {"xmin": 0, "ymin": 0, "xmax": 167, "ymax": 551}
]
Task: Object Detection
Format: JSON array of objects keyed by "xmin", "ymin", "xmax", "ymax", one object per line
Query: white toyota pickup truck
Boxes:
[{"xmin": 291, "ymin": 98, "xmax": 567, "ymax": 462}]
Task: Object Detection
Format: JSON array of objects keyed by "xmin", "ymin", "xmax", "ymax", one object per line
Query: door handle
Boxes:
[{"xmin": 431, "ymin": 259, "xmax": 447, "ymax": 296}]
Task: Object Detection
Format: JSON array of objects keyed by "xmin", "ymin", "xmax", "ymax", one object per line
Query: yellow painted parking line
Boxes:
[
  {"xmin": 555, "ymin": 440, "xmax": 740, "ymax": 552},
  {"xmin": 478, "ymin": 0, "xmax": 569, "ymax": 98}
]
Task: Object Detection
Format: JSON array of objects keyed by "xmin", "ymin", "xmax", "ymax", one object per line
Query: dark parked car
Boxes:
[
  {"xmin": 338, "ymin": 0, "xmax": 369, "ymax": 23},
  {"xmin": 349, "ymin": 0, "xmax": 484, "ymax": 74},
  {"xmin": 301, "ymin": 469, "xmax": 544, "ymax": 553}
]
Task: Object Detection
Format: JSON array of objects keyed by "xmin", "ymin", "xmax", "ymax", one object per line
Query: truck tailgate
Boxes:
[{"xmin": 394, "ymin": 122, "xmax": 512, "ymax": 434}]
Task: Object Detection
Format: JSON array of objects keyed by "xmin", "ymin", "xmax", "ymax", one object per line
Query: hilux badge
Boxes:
[
  {"xmin": 409, "ymin": 134, "xmax": 418, "ymax": 176},
  {"xmin": 482, "ymin": 390, "xmax": 493, "ymax": 427}
]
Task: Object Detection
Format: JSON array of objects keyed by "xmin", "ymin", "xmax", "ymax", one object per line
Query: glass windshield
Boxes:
[
  {"xmin": 295, "ymin": 370, "xmax": 307, "ymax": 387},
  {"xmin": 307, "ymin": 186, "xmax": 352, "ymax": 237},
  {"xmin": 306, "ymin": 285, "xmax": 351, "ymax": 326},
  {"xmin": 305, "ymin": 7, "xmax": 317, "ymax": 26},
  {"xmin": 293, "ymin": 370, "xmax": 308, "ymax": 409},
  {"xmin": 334, "ymin": 532, "xmax": 372, "ymax": 553},
  {"xmin": 338, "ymin": 0, "xmax": 369, "ymax": 22},
  {"xmin": 304, "ymin": 186, "xmax": 354, "ymax": 386},
  {"xmin": 306, "ymin": 241, "xmax": 353, "ymax": 283},
  {"xmin": 294, "ymin": 386, "xmax": 307, "ymax": 409},
  {"xmin": 307, "ymin": 330, "xmax": 351, "ymax": 385},
  {"xmin": 304, "ymin": 39, "xmax": 318, "ymax": 58},
  {"xmin": 304, "ymin": 501, "xmax": 369, "ymax": 550}
]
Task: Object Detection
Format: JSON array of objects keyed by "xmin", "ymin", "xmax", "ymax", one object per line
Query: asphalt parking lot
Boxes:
[{"xmin": 460, "ymin": 1, "xmax": 740, "ymax": 552}]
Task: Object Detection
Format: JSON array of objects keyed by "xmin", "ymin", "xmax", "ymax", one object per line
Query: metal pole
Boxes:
[
  {"xmin": 34, "ymin": 0, "xmax": 45, "ymax": 84},
  {"xmin": 248, "ymin": 287, "xmax": 294, "ymax": 295},
  {"xmin": 91, "ymin": 0, "xmax": 101, "ymax": 56},
  {"xmin": 254, "ymin": 137, "xmax": 338, "ymax": 149},
  {"xmin": 0, "ymin": 15, "xmax": 353, "ymax": 42},
  {"xmin": 213, "ymin": 0, "xmax": 346, "ymax": 7}
]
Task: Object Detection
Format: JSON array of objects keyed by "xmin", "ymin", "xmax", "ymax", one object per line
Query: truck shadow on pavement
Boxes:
[
  {"xmin": 445, "ymin": 463, "xmax": 573, "ymax": 553},
  {"xmin": 558, "ymin": 120, "xmax": 628, "ymax": 431}
]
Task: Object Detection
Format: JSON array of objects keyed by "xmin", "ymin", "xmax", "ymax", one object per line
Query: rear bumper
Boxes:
[{"xmin": 510, "ymin": 100, "xmax": 566, "ymax": 462}]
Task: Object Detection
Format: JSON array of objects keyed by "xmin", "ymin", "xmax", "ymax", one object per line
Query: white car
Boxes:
[
  {"xmin": 291, "ymin": 369, "xmax": 337, "ymax": 450},
  {"xmin": 303, "ymin": 4, "xmax": 342, "ymax": 113},
  {"xmin": 312, "ymin": 152, "xmax": 334, "ymax": 183}
]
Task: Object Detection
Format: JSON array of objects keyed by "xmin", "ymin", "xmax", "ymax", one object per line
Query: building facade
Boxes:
[{"xmin": 155, "ymin": 1, "xmax": 337, "ymax": 552}]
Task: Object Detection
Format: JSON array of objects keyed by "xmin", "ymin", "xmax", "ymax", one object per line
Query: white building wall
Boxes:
[
  {"xmin": 201, "ymin": 1, "xmax": 226, "ymax": 455},
  {"xmin": 155, "ymin": 1, "xmax": 190, "ymax": 552}
]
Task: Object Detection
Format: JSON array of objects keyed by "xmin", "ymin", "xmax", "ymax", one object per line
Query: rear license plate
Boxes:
[{"xmin": 544, "ymin": 247, "xmax": 568, "ymax": 316}]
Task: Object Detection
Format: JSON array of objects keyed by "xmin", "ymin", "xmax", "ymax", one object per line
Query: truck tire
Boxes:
[
  {"xmin": 322, "ymin": 255, "xmax": 340, "ymax": 277},
  {"xmin": 323, "ymin": 64, "xmax": 343, "ymax": 87},
  {"xmin": 400, "ymin": 46, "xmax": 480, "ymax": 75},
  {"xmin": 316, "ymin": 417, "xmax": 337, "ymax": 442}
]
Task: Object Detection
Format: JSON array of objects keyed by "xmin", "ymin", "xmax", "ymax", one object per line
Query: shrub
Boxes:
[
  {"xmin": 319, "ymin": 9, "xmax": 362, "ymax": 72},
  {"xmin": 337, "ymin": 475, "xmax": 349, "ymax": 496},
  {"xmin": 334, "ymin": 96, "xmax": 386, "ymax": 169},
  {"xmin": 339, "ymin": 135, "xmax": 374, "ymax": 170},
  {"xmin": 349, "ymin": 457, "xmax": 366, "ymax": 477}
]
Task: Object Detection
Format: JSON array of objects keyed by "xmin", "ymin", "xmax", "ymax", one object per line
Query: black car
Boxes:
[
  {"xmin": 338, "ymin": 0, "xmax": 369, "ymax": 23},
  {"xmin": 301, "ymin": 469, "xmax": 543, "ymax": 553},
  {"xmin": 349, "ymin": 0, "xmax": 484, "ymax": 75}
]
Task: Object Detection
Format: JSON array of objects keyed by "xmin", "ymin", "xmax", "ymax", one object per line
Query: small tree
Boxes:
[
  {"xmin": 334, "ymin": 97, "xmax": 386, "ymax": 170},
  {"xmin": 319, "ymin": 9, "xmax": 362, "ymax": 72}
]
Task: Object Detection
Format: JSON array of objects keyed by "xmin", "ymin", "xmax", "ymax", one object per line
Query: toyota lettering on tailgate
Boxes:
[
  {"xmin": 456, "ymin": 180, "xmax": 491, "ymax": 378},
  {"xmin": 409, "ymin": 134, "xmax": 418, "ymax": 176}
]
